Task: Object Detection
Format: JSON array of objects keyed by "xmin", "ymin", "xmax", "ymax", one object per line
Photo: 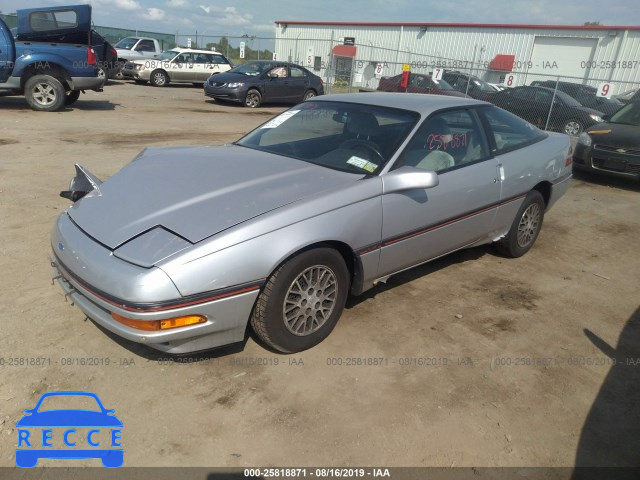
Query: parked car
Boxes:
[
  {"xmin": 122, "ymin": 48, "xmax": 232, "ymax": 87},
  {"xmin": 485, "ymin": 86, "xmax": 604, "ymax": 135},
  {"xmin": 613, "ymin": 88, "xmax": 640, "ymax": 105},
  {"xmin": 488, "ymin": 82, "xmax": 505, "ymax": 92},
  {"xmin": 530, "ymin": 80, "xmax": 624, "ymax": 116},
  {"xmin": 0, "ymin": 4, "xmax": 103, "ymax": 111},
  {"xmin": 573, "ymin": 101, "xmax": 640, "ymax": 180},
  {"xmin": 204, "ymin": 60, "xmax": 324, "ymax": 107},
  {"xmin": 52, "ymin": 93, "xmax": 571, "ymax": 354},
  {"xmin": 441, "ymin": 71, "xmax": 497, "ymax": 99},
  {"xmin": 377, "ymin": 73, "xmax": 465, "ymax": 97}
]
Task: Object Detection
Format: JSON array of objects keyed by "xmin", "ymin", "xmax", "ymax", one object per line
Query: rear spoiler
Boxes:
[{"xmin": 60, "ymin": 164, "xmax": 102, "ymax": 202}]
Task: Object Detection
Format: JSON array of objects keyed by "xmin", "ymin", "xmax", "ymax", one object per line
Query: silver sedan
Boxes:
[{"xmin": 51, "ymin": 93, "xmax": 572, "ymax": 354}]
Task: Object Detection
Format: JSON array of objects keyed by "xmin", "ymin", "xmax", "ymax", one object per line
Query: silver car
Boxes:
[{"xmin": 51, "ymin": 93, "xmax": 572, "ymax": 354}]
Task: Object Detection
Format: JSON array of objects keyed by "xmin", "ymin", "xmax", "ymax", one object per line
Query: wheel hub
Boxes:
[
  {"xmin": 516, "ymin": 203, "xmax": 541, "ymax": 248},
  {"xmin": 283, "ymin": 265, "xmax": 337, "ymax": 336}
]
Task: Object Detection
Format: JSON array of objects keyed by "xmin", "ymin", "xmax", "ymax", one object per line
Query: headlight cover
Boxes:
[
  {"xmin": 589, "ymin": 114, "xmax": 603, "ymax": 122},
  {"xmin": 578, "ymin": 132, "xmax": 592, "ymax": 147},
  {"xmin": 226, "ymin": 82, "xmax": 244, "ymax": 88}
]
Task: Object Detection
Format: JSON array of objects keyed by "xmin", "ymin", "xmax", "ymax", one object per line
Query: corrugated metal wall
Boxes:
[{"xmin": 275, "ymin": 23, "xmax": 640, "ymax": 94}]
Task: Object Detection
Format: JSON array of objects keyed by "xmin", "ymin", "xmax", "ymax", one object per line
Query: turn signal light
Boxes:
[
  {"xmin": 111, "ymin": 314, "xmax": 206, "ymax": 331},
  {"xmin": 159, "ymin": 315, "xmax": 206, "ymax": 330}
]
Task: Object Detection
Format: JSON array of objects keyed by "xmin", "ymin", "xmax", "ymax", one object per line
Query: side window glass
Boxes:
[
  {"xmin": 290, "ymin": 67, "xmax": 305, "ymax": 78},
  {"xmin": 480, "ymin": 106, "xmax": 546, "ymax": 153},
  {"xmin": 269, "ymin": 66, "xmax": 288, "ymax": 78},
  {"xmin": 396, "ymin": 109, "xmax": 487, "ymax": 173},
  {"xmin": 175, "ymin": 53, "xmax": 193, "ymax": 64}
]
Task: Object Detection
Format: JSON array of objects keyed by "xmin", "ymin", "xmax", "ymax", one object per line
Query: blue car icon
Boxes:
[{"xmin": 16, "ymin": 391, "xmax": 123, "ymax": 468}]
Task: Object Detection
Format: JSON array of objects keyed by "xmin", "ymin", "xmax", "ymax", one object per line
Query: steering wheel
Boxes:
[{"xmin": 339, "ymin": 139, "xmax": 385, "ymax": 166}]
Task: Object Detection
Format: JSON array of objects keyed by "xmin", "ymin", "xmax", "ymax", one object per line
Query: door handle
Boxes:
[{"xmin": 497, "ymin": 163, "xmax": 505, "ymax": 182}]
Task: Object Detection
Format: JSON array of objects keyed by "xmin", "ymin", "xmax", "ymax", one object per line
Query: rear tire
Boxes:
[
  {"xmin": 64, "ymin": 90, "xmax": 81, "ymax": 106},
  {"xmin": 303, "ymin": 89, "xmax": 316, "ymax": 101},
  {"xmin": 24, "ymin": 75, "xmax": 66, "ymax": 112},
  {"xmin": 251, "ymin": 248, "xmax": 349, "ymax": 353},
  {"xmin": 244, "ymin": 88, "xmax": 262, "ymax": 108},
  {"xmin": 495, "ymin": 190, "xmax": 545, "ymax": 258},
  {"xmin": 150, "ymin": 69, "xmax": 169, "ymax": 87}
]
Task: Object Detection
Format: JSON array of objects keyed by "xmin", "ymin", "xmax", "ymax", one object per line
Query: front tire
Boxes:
[
  {"xmin": 24, "ymin": 75, "xmax": 66, "ymax": 112},
  {"xmin": 251, "ymin": 248, "xmax": 349, "ymax": 353},
  {"xmin": 244, "ymin": 88, "xmax": 262, "ymax": 108},
  {"xmin": 495, "ymin": 190, "xmax": 545, "ymax": 258},
  {"xmin": 303, "ymin": 89, "xmax": 317, "ymax": 101},
  {"xmin": 150, "ymin": 69, "xmax": 169, "ymax": 87}
]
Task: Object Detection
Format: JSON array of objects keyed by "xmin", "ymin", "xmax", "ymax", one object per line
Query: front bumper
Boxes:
[
  {"xmin": 204, "ymin": 83, "xmax": 244, "ymax": 102},
  {"xmin": 573, "ymin": 143, "xmax": 640, "ymax": 179},
  {"xmin": 51, "ymin": 214, "xmax": 259, "ymax": 354}
]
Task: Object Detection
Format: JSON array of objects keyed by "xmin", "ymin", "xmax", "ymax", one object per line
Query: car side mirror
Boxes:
[{"xmin": 382, "ymin": 166, "xmax": 439, "ymax": 194}]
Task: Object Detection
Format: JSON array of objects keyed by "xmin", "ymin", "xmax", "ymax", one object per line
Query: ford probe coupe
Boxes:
[{"xmin": 51, "ymin": 93, "xmax": 572, "ymax": 354}]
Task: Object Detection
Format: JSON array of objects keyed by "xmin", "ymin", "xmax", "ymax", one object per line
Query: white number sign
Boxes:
[
  {"xmin": 503, "ymin": 74, "xmax": 517, "ymax": 87},
  {"xmin": 597, "ymin": 83, "xmax": 612, "ymax": 98},
  {"xmin": 432, "ymin": 68, "xmax": 444, "ymax": 81},
  {"xmin": 374, "ymin": 63, "xmax": 384, "ymax": 77}
]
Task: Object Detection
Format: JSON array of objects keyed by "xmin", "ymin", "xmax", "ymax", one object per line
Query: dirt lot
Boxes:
[{"xmin": 0, "ymin": 81, "xmax": 638, "ymax": 469}]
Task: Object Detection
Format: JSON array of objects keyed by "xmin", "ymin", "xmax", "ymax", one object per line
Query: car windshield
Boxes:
[
  {"xmin": 157, "ymin": 50, "xmax": 179, "ymax": 61},
  {"xmin": 115, "ymin": 37, "xmax": 138, "ymax": 50},
  {"xmin": 608, "ymin": 102, "xmax": 640, "ymax": 126},
  {"xmin": 37, "ymin": 394, "xmax": 102, "ymax": 412},
  {"xmin": 229, "ymin": 62, "xmax": 274, "ymax": 76},
  {"xmin": 236, "ymin": 101, "xmax": 420, "ymax": 174}
]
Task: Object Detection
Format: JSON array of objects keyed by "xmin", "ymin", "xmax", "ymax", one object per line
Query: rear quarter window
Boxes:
[
  {"xmin": 480, "ymin": 106, "xmax": 547, "ymax": 154},
  {"xmin": 30, "ymin": 10, "xmax": 78, "ymax": 31}
]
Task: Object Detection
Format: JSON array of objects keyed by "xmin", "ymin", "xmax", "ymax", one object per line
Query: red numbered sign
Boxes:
[
  {"xmin": 503, "ymin": 74, "xmax": 517, "ymax": 88},
  {"xmin": 374, "ymin": 63, "xmax": 384, "ymax": 77},
  {"xmin": 597, "ymin": 83, "xmax": 612, "ymax": 98},
  {"xmin": 432, "ymin": 68, "xmax": 444, "ymax": 81}
]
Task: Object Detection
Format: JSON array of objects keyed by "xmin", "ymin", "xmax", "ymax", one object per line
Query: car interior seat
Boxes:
[{"xmin": 402, "ymin": 117, "xmax": 455, "ymax": 171}]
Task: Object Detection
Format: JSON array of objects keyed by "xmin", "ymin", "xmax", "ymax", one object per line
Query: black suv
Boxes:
[
  {"xmin": 529, "ymin": 80, "xmax": 624, "ymax": 116},
  {"xmin": 441, "ymin": 71, "xmax": 496, "ymax": 99}
]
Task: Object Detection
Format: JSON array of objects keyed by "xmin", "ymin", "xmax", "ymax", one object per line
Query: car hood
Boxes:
[
  {"xmin": 67, "ymin": 145, "xmax": 358, "ymax": 250},
  {"xmin": 587, "ymin": 122, "xmax": 640, "ymax": 148},
  {"xmin": 208, "ymin": 72, "xmax": 257, "ymax": 83}
]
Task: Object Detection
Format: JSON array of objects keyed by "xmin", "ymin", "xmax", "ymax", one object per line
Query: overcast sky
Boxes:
[{"xmin": 1, "ymin": 0, "xmax": 638, "ymax": 39}]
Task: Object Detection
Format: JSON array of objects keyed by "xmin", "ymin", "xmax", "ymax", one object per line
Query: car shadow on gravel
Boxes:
[{"xmin": 571, "ymin": 306, "xmax": 640, "ymax": 478}]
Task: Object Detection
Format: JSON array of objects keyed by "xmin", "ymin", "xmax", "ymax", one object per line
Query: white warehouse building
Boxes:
[{"xmin": 273, "ymin": 21, "xmax": 640, "ymax": 94}]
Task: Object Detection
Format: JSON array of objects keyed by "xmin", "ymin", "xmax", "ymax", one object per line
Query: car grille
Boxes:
[
  {"xmin": 591, "ymin": 146, "xmax": 640, "ymax": 175},
  {"xmin": 209, "ymin": 80, "xmax": 225, "ymax": 87},
  {"xmin": 593, "ymin": 144, "xmax": 640, "ymax": 157}
]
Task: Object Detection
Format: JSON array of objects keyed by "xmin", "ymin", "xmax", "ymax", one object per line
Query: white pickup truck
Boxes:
[{"xmin": 114, "ymin": 36, "xmax": 163, "ymax": 62}]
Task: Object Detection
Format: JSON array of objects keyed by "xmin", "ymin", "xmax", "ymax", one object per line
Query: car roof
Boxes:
[
  {"xmin": 171, "ymin": 47, "xmax": 224, "ymax": 54},
  {"xmin": 313, "ymin": 92, "xmax": 488, "ymax": 113}
]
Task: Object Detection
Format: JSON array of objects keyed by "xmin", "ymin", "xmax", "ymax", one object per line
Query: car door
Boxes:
[
  {"xmin": 477, "ymin": 105, "xmax": 550, "ymax": 234},
  {"xmin": 0, "ymin": 20, "xmax": 15, "ymax": 83},
  {"xmin": 287, "ymin": 65, "xmax": 309, "ymax": 100},
  {"xmin": 377, "ymin": 108, "xmax": 501, "ymax": 277},
  {"xmin": 262, "ymin": 65, "xmax": 289, "ymax": 102},
  {"xmin": 170, "ymin": 52, "xmax": 194, "ymax": 82},
  {"xmin": 189, "ymin": 53, "xmax": 210, "ymax": 82},
  {"xmin": 531, "ymin": 88, "xmax": 557, "ymax": 129}
]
